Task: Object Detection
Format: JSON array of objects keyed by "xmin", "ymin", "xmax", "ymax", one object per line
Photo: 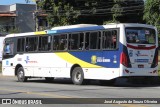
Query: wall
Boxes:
[
  {"xmin": 15, "ymin": 4, "xmax": 36, "ymax": 32},
  {"xmin": 0, "ymin": 37, "xmax": 5, "ymax": 62}
]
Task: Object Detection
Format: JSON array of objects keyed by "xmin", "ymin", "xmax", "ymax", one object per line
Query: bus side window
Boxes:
[
  {"xmin": 111, "ymin": 30, "xmax": 117, "ymax": 48},
  {"xmin": 53, "ymin": 34, "xmax": 67, "ymax": 51},
  {"xmin": 38, "ymin": 36, "xmax": 51, "ymax": 51},
  {"xmin": 103, "ymin": 31, "xmax": 111, "ymax": 49},
  {"xmin": 103, "ymin": 29, "xmax": 118, "ymax": 49},
  {"xmin": 89, "ymin": 32, "xmax": 100, "ymax": 50},
  {"xmin": 53, "ymin": 35, "xmax": 59, "ymax": 50},
  {"xmin": 17, "ymin": 38, "xmax": 25, "ymax": 52},
  {"xmin": 26, "ymin": 37, "xmax": 38, "ymax": 52},
  {"xmin": 85, "ymin": 32, "xmax": 89, "ymax": 50},
  {"xmin": 69, "ymin": 33, "xmax": 80, "ymax": 50},
  {"xmin": 78, "ymin": 33, "xmax": 84, "ymax": 50}
]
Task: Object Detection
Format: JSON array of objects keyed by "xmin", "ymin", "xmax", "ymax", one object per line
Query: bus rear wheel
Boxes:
[
  {"xmin": 17, "ymin": 67, "xmax": 27, "ymax": 82},
  {"xmin": 72, "ymin": 67, "xmax": 85, "ymax": 85}
]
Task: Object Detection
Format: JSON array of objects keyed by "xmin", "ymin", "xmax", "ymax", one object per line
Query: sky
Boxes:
[{"xmin": 0, "ymin": 0, "xmax": 35, "ymax": 5}]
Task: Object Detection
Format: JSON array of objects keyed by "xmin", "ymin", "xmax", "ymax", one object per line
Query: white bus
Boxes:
[{"xmin": 2, "ymin": 23, "xmax": 158, "ymax": 85}]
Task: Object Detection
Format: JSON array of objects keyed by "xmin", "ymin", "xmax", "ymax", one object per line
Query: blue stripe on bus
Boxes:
[{"xmin": 68, "ymin": 43, "xmax": 123, "ymax": 68}]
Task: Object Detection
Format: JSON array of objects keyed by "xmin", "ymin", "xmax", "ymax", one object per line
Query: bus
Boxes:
[{"xmin": 2, "ymin": 23, "xmax": 158, "ymax": 85}]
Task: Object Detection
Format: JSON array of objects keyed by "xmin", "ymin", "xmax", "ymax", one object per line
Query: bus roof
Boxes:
[
  {"xmin": 5, "ymin": 23, "xmax": 156, "ymax": 38},
  {"xmin": 47, "ymin": 23, "xmax": 156, "ymax": 35},
  {"xmin": 51, "ymin": 24, "xmax": 98, "ymax": 30}
]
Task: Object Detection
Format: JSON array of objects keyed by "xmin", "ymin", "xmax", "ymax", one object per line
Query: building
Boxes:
[{"xmin": 0, "ymin": 3, "xmax": 48, "ymax": 33}]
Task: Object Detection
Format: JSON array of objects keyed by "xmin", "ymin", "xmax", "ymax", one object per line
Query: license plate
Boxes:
[{"xmin": 138, "ymin": 65, "xmax": 144, "ymax": 68}]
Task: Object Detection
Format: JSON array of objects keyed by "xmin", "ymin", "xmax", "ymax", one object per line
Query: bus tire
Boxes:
[
  {"xmin": 17, "ymin": 67, "xmax": 27, "ymax": 82},
  {"xmin": 72, "ymin": 67, "xmax": 85, "ymax": 85},
  {"xmin": 45, "ymin": 77, "xmax": 54, "ymax": 82}
]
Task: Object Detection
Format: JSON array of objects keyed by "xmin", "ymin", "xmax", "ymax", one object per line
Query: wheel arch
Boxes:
[
  {"xmin": 70, "ymin": 64, "xmax": 82, "ymax": 78},
  {"xmin": 15, "ymin": 64, "xmax": 23, "ymax": 76}
]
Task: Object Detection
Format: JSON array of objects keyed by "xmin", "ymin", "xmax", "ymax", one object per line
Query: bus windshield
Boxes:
[{"xmin": 126, "ymin": 27, "xmax": 156, "ymax": 44}]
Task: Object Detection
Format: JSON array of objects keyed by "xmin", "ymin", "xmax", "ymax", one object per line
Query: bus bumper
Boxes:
[{"xmin": 121, "ymin": 68, "xmax": 158, "ymax": 77}]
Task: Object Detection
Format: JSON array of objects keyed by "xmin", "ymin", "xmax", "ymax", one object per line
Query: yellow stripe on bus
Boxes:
[
  {"xmin": 34, "ymin": 31, "xmax": 46, "ymax": 35},
  {"xmin": 55, "ymin": 52, "xmax": 102, "ymax": 68}
]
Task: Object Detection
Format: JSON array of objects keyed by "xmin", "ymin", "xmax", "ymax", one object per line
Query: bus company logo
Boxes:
[
  {"xmin": 25, "ymin": 56, "xmax": 38, "ymax": 64},
  {"xmin": 91, "ymin": 55, "xmax": 97, "ymax": 64},
  {"xmin": 25, "ymin": 56, "xmax": 30, "ymax": 64}
]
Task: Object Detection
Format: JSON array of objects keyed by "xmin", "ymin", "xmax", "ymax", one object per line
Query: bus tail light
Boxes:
[{"xmin": 120, "ymin": 52, "xmax": 128, "ymax": 67}]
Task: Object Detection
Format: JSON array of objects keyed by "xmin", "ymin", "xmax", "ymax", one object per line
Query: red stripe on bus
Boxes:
[{"xmin": 127, "ymin": 44, "xmax": 156, "ymax": 50}]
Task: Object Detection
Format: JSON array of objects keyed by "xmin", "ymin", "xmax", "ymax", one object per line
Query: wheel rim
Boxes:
[
  {"xmin": 74, "ymin": 71, "xmax": 81, "ymax": 82},
  {"xmin": 18, "ymin": 70, "xmax": 24, "ymax": 80}
]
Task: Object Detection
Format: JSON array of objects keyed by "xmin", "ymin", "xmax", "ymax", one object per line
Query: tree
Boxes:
[
  {"xmin": 37, "ymin": 0, "xmax": 144, "ymax": 26},
  {"xmin": 111, "ymin": 0, "xmax": 124, "ymax": 22},
  {"xmin": 38, "ymin": 0, "xmax": 79, "ymax": 27},
  {"xmin": 8, "ymin": 27, "xmax": 20, "ymax": 33},
  {"xmin": 143, "ymin": 0, "xmax": 160, "ymax": 34},
  {"xmin": 104, "ymin": 0, "xmax": 124, "ymax": 24}
]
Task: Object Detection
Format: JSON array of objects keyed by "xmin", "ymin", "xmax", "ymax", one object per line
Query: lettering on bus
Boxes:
[
  {"xmin": 135, "ymin": 59, "xmax": 149, "ymax": 63},
  {"xmin": 135, "ymin": 51, "xmax": 148, "ymax": 57},
  {"xmin": 24, "ymin": 56, "xmax": 38, "ymax": 64},
  {"xmin": 91, "ymin": 55, "xmax": 111, "ymax": 64}
]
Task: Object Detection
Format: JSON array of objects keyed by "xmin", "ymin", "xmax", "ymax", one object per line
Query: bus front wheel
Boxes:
[
  {"xmin": 72, "ymin": 67, "xmax": 85, "ymax": 85},
  {"xmin": 17, "ymin": 67, "xmax": 27, "ymax": 82}
]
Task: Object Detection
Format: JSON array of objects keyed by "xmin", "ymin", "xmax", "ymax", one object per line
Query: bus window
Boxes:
[
  {"xmin": 53, "ymin": 34, "xmax": 67, "ymax": 51},
  {"xmin": 4, "ymin": 44, "xmax": 11, "ymax": 54},
  {"xmin": 78, "ymin": 33, "xmax": 84, "ymax": 50},
  {"xmin": 111, "ymin": 30, "xmax": 117, "ymax": 48},
  {"xmin": 102, "ymin": 30, "xmax": 118, "ymax": 49},
  {"xmin": 53, "ymin": 35, "xmax": 59, "ymax": 50},
  {"xmin": 85, "ymin": 32, "xmax": 90, "ymax": 50},
  {"xmin": 17, "ymin": 38, "xmax": 25, "ymax": 52},
  {"xmin": 26, "ymin": 37, "xmax": 38, "ymax": 52},
  {"xmin": 126, "ymin": 28, "xmax": 156, "ymax": 44},
  {"xmin": 69, "ymin": 33, "xmax": 79, "ymax": 50},
  {"xmin": 89, "ymin": 32, "xmax": 101, "ymax": 50},
  {"xmin": 39, "ymin": 36, "xmax": 52, "ymax": 51},
  {"xmin": 3, "ymin": 41, "xmax": 14, "ymax": 55}
]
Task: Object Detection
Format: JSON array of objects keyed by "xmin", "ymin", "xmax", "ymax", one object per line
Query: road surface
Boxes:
[{"xmin": 0, "ymin": 75, "xmax": 160, "ymax": 107}]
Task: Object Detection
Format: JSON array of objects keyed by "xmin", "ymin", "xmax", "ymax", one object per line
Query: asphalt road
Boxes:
[{"xmin": 0, "ymin": 75, "xmax": 160, "ymax": 107}]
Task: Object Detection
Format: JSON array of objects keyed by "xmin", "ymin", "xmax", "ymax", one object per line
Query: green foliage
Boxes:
[
  {"xmin": 103, "ymin": 20, "xmax": 119, "ymax": 25},
  {"xmin": 38, "ymin": 0, "xmax": 79, "ymax": 27},
  {"xmin": 143, "ymin": 0, "xmax": 160, "ymax": 35},
  {"xmin": 8, "ymin": 27, "xmax": 20, "ymax": 33},
  {"xmin": 110, "ymin": 0, "xmax": 124, "ymax": 23},
  {"xmin": 37, "ymin": 0, "xmax": 144, "ymax": 26},
  {"xmin": 0, "ymin": 26, "xmax": 19, "ymax": 34}
]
